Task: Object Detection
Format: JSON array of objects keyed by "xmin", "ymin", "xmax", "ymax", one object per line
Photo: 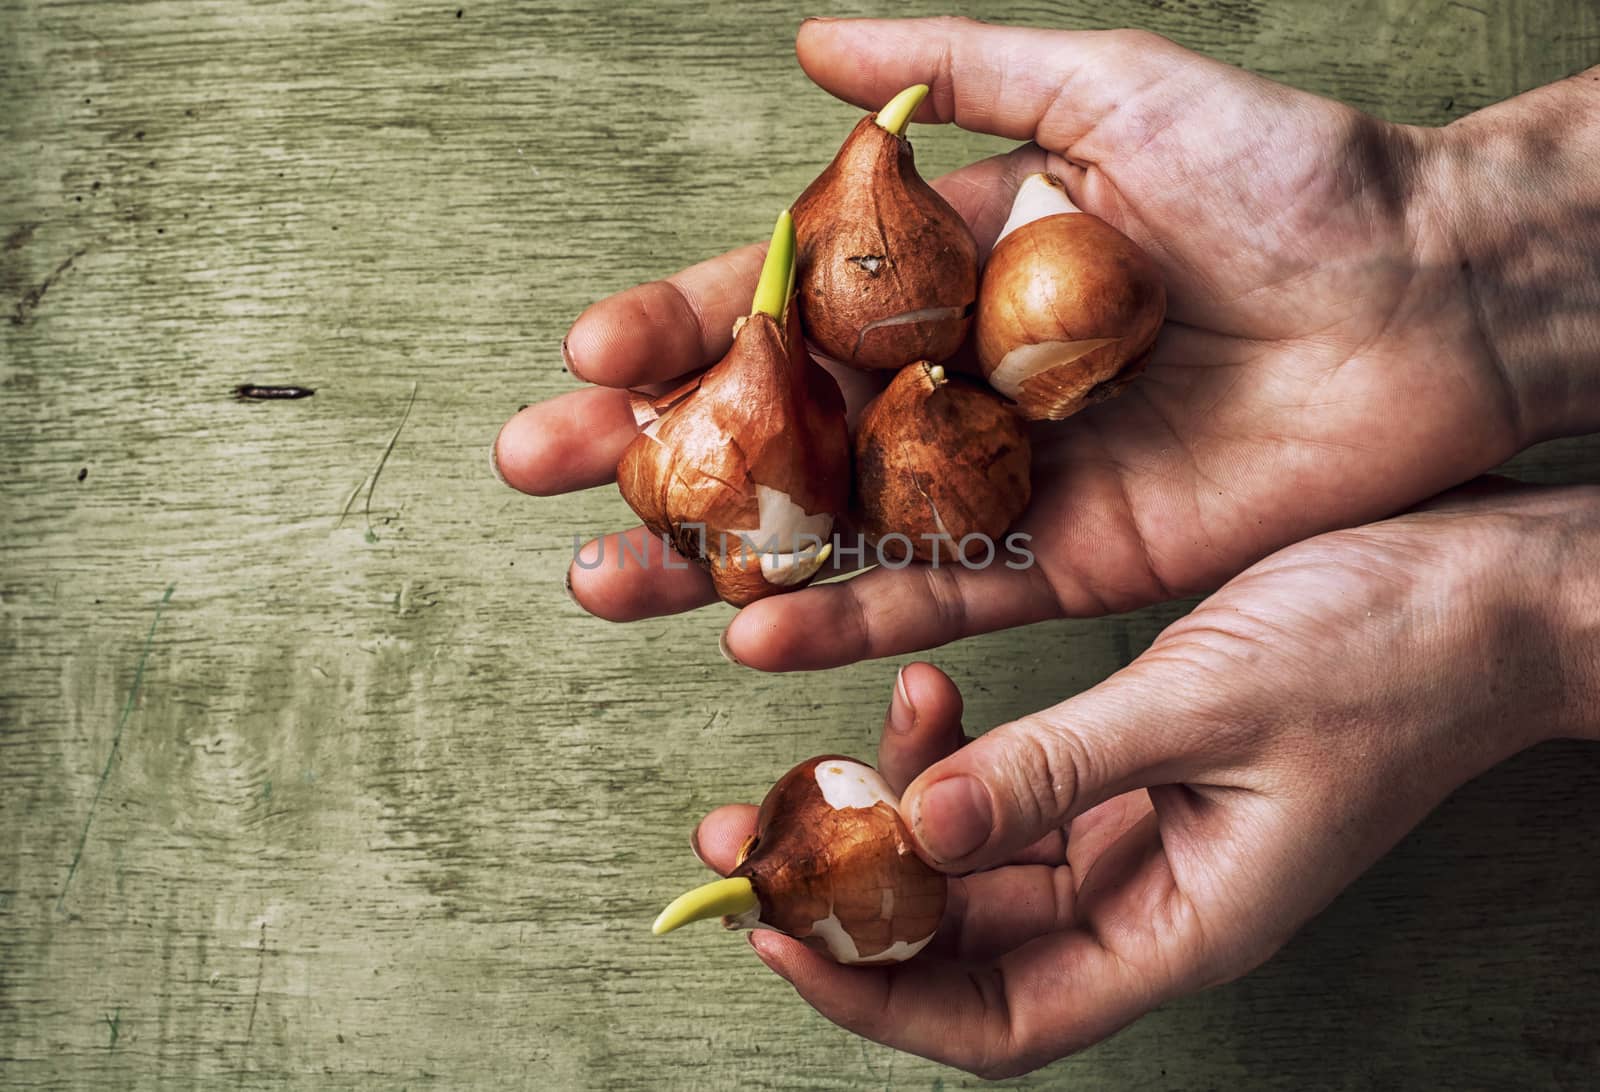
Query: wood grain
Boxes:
[{"xmin": 3, "ymin": 1, "xmax": 1597, "ymax": 1088}]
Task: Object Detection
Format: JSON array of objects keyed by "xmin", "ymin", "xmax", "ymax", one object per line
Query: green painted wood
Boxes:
[{"xmin": 2, "ymin": 1, "xmax": 1597, "ymax": 1087}]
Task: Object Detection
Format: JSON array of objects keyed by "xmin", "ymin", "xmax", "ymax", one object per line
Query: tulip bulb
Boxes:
[
  {"xmin": 854, "ymin": 361, "xmax": 1031, "ymax": 563},
  {"xmin": 615, "ymin": 212, "xmax": 851, "ymax": 606},
  {"xmin": 654, "ymin": 755, "xmax": 947, "ymax": 965},
  {"xmin": 792, "ymin": 85, "xmax": 979, "ymax": 370},
  {"xmin": 976, "ymin": 172, "xmax": 1167, "ymax": 420}
]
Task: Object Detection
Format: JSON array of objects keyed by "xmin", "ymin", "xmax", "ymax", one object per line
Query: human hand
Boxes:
[
  {"xmin": 690, "ymin": 482, "xmax": 1600, "ymax": 1077},
  {"xmin": 496, "ymin": 17, "xmax": 1597, "ymax": 670}
]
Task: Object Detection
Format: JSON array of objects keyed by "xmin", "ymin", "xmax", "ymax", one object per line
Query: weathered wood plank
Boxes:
[{"xmin": 3, "ymin": 0, "xmax": 1598, "ymax": 1088}]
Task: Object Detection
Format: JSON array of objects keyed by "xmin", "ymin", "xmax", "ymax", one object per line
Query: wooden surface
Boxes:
[{"xmin": 3, "ymin": 1, "xmax": 1599, "ymax": 1087}]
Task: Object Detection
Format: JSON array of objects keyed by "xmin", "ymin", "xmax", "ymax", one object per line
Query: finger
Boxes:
[
  {"xmin": 796, "ymin": 18, "xmax": 1209, "ymax": 155},
  {"xmin": 563, "ymin": 243, "xmax": 766, "ymax": 389},
  {"xmin": 692, "ymin": 804, "xmax": 759, "ymax": 874},
  {"xmin": 878, "ymin": 662, "xmax": 965, "ymax": 795},
  {"xmin": 747, "ymin": 916, "xmax": 1165, "ymax": 1078},
  {"xmin": 562, "ymin": 150, "xmax": 1043, "ymax": 391},
  {"xmin": 901, "ymin": 662, "xmax": 1240, "ymax": 872},
  {"xmin": 746, "ymin": 932, "xmax": 1014, "ymax": 1074},
  {"xmin": 1068, "ymin": 806, "xmax": 1170, "ymax": 930},
  {"xmin": 935, "ymin": 866, "xmax": 1076, "ymax": 963},
  {"xmin": 722, "ymin": 560, "xmax": 1061, "ymax": 673},
  {"xmin": 493, "ymin": 388, "xmax": 637, "ymax": 495},
  {"xmin": 1065, "ymin": 791, "xmax": 1157, "ymax": 879},
  {"xmin": 485, "ymin": 368, "xmax": 886, "ymax": 498},
  {"xmin": 864, "ymin": 659, "xmax": 1075, "ymax": 871},
  {"xmin": 567, "ymin": 528, "xmax": 716, "ymax": 621}
]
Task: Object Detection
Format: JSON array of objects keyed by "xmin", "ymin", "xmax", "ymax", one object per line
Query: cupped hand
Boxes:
[
  {"xmin": 687, "ymin": 482, "xmax": 1598, "ymax": 1078},
  {"xmin": 497, "ymin": 16, "xmax": 1529, "ymax": 669}
]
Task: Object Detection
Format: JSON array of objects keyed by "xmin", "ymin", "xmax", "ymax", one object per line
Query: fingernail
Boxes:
[
  {"xmin": 490, "ymin": 436, "xmax": 509, "ymax": 486},
  {"xmin": 719, "ymin": 629, "xmax": 743, "ymax": 667},
  {"xmin": 912, "ymin": 775, "xmax": 993, "ymax": 864},
  {"xmin": 690, "ymin": 829, "xmax": 707, "ymax": 866},
  {"xmin": 887, "ymin": 666, "xmax": 915, "ymax": 735},
  {"xmin": 561, "ymin": 336, "xmax": 583, "ymax": 381}
]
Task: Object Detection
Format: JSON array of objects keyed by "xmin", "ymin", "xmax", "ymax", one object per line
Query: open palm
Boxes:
[{"xmin": 495, "ymin": 18, "xmax": 1518, "ymax": 669}]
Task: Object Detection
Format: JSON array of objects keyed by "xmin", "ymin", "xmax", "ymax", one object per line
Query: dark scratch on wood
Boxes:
[
  {"xmin": 4, "ymin": 222, "xmax": 37, "ymax": 250},
  {"xmin": 234, "ymin": 383, "xmax": 316, "ymax": 401},
  {"xmin": 11, "ymin": 249, "xmax": 87, "ymax": 325},
  {"xmin": 57, "ymin": 583, "xmax": 176, "ymax": 913},
  {"xmin": 336, "ymin": 381, "xmax": 418, "ymax": 542},
  {"xmin": 240, "ymin": 921, "xmax": 267, "ymax": 1083}
]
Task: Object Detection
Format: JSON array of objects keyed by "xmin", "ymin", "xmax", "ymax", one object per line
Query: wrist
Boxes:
[
  {"xmin": 1541, "ymin": 487, "xmax": 1600, "ymax": 742},
  {"xmin": 1470, "ymin": 485, "xmax": 1600, "ymax": 746},
  {"xmin": 1413, "ymin": 71, "xmax": 1600, "ymax": 444}
]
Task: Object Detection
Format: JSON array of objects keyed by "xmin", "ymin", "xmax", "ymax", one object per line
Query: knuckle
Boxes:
[
  {"xmin": 1104, "ymin": 27, "xmax": 1174, "ymax": 55},
  {"xmin": 918, "ymin": 565, "xmax": 969, "ymax": 638},
  {"xmin": 824, "ymin": 989, "xmax": 887, "ymax": 1046},
  {"xmin": 850, "ymin": 1006, "xmax": 891, "ymax": 1046},
  {"xmin": 841, "ymin": 581, "xmax": 876, "ymax": 660},
  {"xmin": 999, "ymin": 717, "xmax": 1089, "ymax": 830},
  {"xmin": 841, "ymin": 970, "xmax": 901, "ymax": 1045},
  {"xmin": 969, "ymin": 1051, "xmax": 1036, "ymax": 1082}
]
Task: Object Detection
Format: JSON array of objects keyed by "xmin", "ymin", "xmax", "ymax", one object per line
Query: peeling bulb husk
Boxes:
[
  {"xmin": 994, "ymin": 172, "xmax": 1082, "ymax": 246},
  {"xmin": 615, "ymin": 214, "xmax": 851, "ymax": 606},
  {"xmin": 986, "ymin": 338, "xmax": 1118, "ymax": 402}
]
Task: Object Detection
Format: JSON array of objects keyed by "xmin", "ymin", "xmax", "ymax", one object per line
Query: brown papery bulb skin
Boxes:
[
  {"xmin": 793, "ymin": 117, "xmax": 978, "ymax": 371},
  {"xmin": 731, "ymin": 755, "xmax": 946, "ymax": 965},
  {"xmin": 854, "ymin": 362, "xmax": 1031, "ymax": 564},
  {"xmin": 615, "ymin": 306, "xmax": 850, "ymax": 606},
  {"xmin": 977, "ymin": 207, "xmax": 1166, "ymax": 421}
]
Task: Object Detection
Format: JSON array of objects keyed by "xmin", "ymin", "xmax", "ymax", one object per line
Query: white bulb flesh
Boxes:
[
  {"xmin": 735, "ymin": 485, "xmax": 835, "ymax": 587},
  {"xmin": 986, "ymin": 338, "xmax": 1120, "ymax": 401},
  {"xmin": 808, "ymin": 912, "xmax": 860, "ymax": 962},
  {"xmin": 994, "ymin": 172, "xmax": 1081, "ymax": 247},
  {"xmin": 725, "ymin": 904, "xmax": 764, "ymax": 931},
  {"xmin": 853, "ymin": 306, "xmax": 967, "ymax": 359},
  {"xmin": 814, "ymin": 760, "xmax": 898, "ymax": 810},
  {"xmin": 808, "ymin": 910, "xmax": 935, "ymax": 965}
]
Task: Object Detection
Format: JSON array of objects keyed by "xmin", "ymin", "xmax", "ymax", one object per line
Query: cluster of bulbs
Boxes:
[{"xmin": 635, "ymin": 86, "xmax": 1166, "ymax": 964}]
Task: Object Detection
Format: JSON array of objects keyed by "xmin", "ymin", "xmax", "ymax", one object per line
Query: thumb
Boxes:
[
  {"xmin": 796, "ymin": 17, "xmax": 1208, "ymax": 152},
  {"xmin": 901, "ymin": 663, "xmax": 1234, "ymax": 871}
]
